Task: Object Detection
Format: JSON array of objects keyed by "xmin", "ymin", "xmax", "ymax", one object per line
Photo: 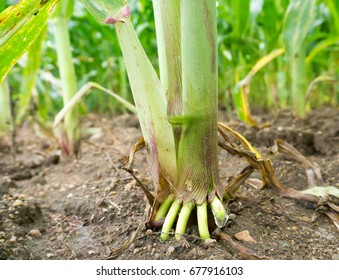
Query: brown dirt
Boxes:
[{"xmin": 0, "ymin": 107, "xmax": 338, "ymax": 260}]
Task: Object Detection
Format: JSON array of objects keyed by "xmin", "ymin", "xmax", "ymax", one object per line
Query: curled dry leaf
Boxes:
[
  {"xmin": 323, "ymin": 212, "xmax": 339, "ymax": 230},
  {"xmin": 234, "ymin": 230, "xmax": 257, "ymax": 243},
  {"xmin": 272, "ymin": 139, "xmax": 324, "ymax": 187}
]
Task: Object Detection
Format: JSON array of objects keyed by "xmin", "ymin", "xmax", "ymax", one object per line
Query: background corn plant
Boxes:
[{"xmin": 1, "ymin": 0, "xmax": 337, "ymax": 132}]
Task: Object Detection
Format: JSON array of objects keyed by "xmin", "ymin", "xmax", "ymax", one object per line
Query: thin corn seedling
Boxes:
[
  {"xmin": 50, "ymin": 0, "xmax": 81, "ymax": 156},
  {"xmin": 282, "ymin": 0, "xmax": 316, "ymax": 118},
  {"xmin": 233, "ymin": 48, "xmax": 285, "ymax": 127}
]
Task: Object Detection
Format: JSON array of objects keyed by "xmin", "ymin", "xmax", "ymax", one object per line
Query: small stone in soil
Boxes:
[
  {"xmin": 281, "ymin": 242, "xmax": 291, "ymax": 250},
  {"xmin": 332, "ymin": 254, "xmax": 339, "ymax": 260},
  {"xmin": 166, "ymin": 246, "xmax": 175, "ymax": 255},
  {"xmin": 228, "ymin": 213, "xmax": 237, "ymax": 220},
  {"xmin": 57, "ymin": 234, "xmax": 65, "ymax": 241},
  {"xmin": 9, "ymin": 236, "xmax": 17, "ymax": 242},
  {"xmin": 13, "ymin": 199, "xmax": 23, "ymax": 207},
  {"xmin": 28, "ymin": 229, "xmax": 42, "ymax": 238}
]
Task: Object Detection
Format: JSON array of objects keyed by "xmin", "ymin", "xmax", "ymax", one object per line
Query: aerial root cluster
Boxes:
[{"xmin": 153, "ymin": 195, "xmax": 228, "ymax": 242}]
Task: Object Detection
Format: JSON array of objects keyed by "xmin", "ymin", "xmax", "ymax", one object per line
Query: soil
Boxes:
[{"xmin": 0, "ymin": 107, "xmax": 338, "ymax": 260}]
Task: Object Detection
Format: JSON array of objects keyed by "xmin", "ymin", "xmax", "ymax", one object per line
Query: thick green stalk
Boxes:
[
  {"xmin": 175, "ymin": 0, "xmax": 221, "ymax": 203},
  {"xmin": 290, "ymin": 45, "xmax": 306, "ymax": 118},
  {"xmin": 153, "ymin": 0, "xmax": 182, "ymax": 159},
  {"xmin": 152, "ymin": 0, "xmax": 182, "ymax": 117},
  {"xmin": 51, "ymin": 0, "xmax": 80, "ymax": 155},
  {"xmin": 0, "ymin": 78, "xmax": 10, "ymax": 136}
]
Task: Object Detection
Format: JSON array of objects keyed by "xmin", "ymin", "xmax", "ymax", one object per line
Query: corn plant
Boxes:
[
  {"xmin": 282, "ymin": 0, "xmax": 316, "ymax": 118},
  {"xmin": 50, "ymin": 0, "xmax": 81, "ymax": 156},
  {"xmin": 0, "ymin": 0, "xmax": 59, "ymax": 137},
  {"xmin": 81, "ymin": 0, "xmax": 227, "ymax": 241}
]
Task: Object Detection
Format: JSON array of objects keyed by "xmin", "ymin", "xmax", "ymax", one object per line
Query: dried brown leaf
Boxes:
[
  {"xmin": 324, "ymin": 212, "xmax": 339, "ymax": 230},
  {"xmin": 273, "ymin": 139, "xmax": 324, "ymax": 187},
  {"xmin": 234, "ymin": 230, "xmax": 257, "ymax": 243},
  {"xmin": 214, "ymin": 229, "xmax": 270, "ymax": 260}
]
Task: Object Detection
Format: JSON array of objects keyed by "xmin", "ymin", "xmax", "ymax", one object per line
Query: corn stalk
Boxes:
[
  {"xmin": 282, "ymin": 0, "xmax": 316, "ymax": 118},
  {"xmin": 81, "ymin": 0, "xmax": 227, "ymax": 241},
  {"xmin": 50, "ymin": 0, "xmax": 81, "ymax": 156}
]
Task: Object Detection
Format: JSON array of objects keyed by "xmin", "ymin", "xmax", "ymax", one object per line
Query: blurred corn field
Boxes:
[{"xmin": 1, "ymin": 0, "xmax": 338, "ymax": 124}]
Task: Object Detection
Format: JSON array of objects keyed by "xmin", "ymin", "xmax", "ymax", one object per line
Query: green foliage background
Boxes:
[{"xmin": 2, "ymin": 0, "xmax": 338, "ymax": 122}]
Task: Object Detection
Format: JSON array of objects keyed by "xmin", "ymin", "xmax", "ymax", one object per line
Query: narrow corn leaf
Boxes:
[
  {"xmin": 233, "ymin": 48, "xmax": 285, "ymax": 126},
  {"xmin": 0, "ymin": 0, "xmax": 59, "ymax": 82},
  {"xmin": 305, "ymin": 75, "xmax": 336, "ymax": 105},
  {"xmin": 81, "ymin": 0, "xmax": 177, "ymax": 192},
  {"xmin": 306, "ymin": 36, "xmax": 339, "ymax": 64},
  {"xmin": 53, "ymin": 82, "xmax": 136, "ymax": 130},
  {"xmin": 115, "ymin": 19, "xmax": 177, "ymax": 189},
  {"xmin": 327, "ymin": 1, "xmax": 339, "ymax": 34},
  {"xmin": 231, "ymin": 0, "xmax": 250, "ymax": 39}
]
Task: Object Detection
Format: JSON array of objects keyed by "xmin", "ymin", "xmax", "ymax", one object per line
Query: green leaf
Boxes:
[
  {"xmin": 51, "ymin": 0, "xmax": 74, "ymax": 19},
  {"xmin": 81, "ymin": 0, "xmax": 176, "ymax": 187},
  {"xmin": 80, "ymin": 0, "xmax": 129, "ymax": 24},
  {"xmin": 306, "ymin": 36, "xmax": 339, "ymax": 64},
  {"xmin": 115, "ymin": 18, "xmax": 177, "ymax": 187},
  {"xmin": 16, "ymin": 25, "xmax": 47, "ymax": 123},
  {"xmin": 0, "ymin": 0, "xmax": 59, "ymax": 83},
  {"xmin": 231, "ymin": 0, "xmax": 250, "ymax": 39},
  {"xmin": 233, "ymin": 48, "xmax": 285, "ymax": 126},
  {"xmin": 282, "ymin": 0, "xmax": 316, "ymax": 57}
]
